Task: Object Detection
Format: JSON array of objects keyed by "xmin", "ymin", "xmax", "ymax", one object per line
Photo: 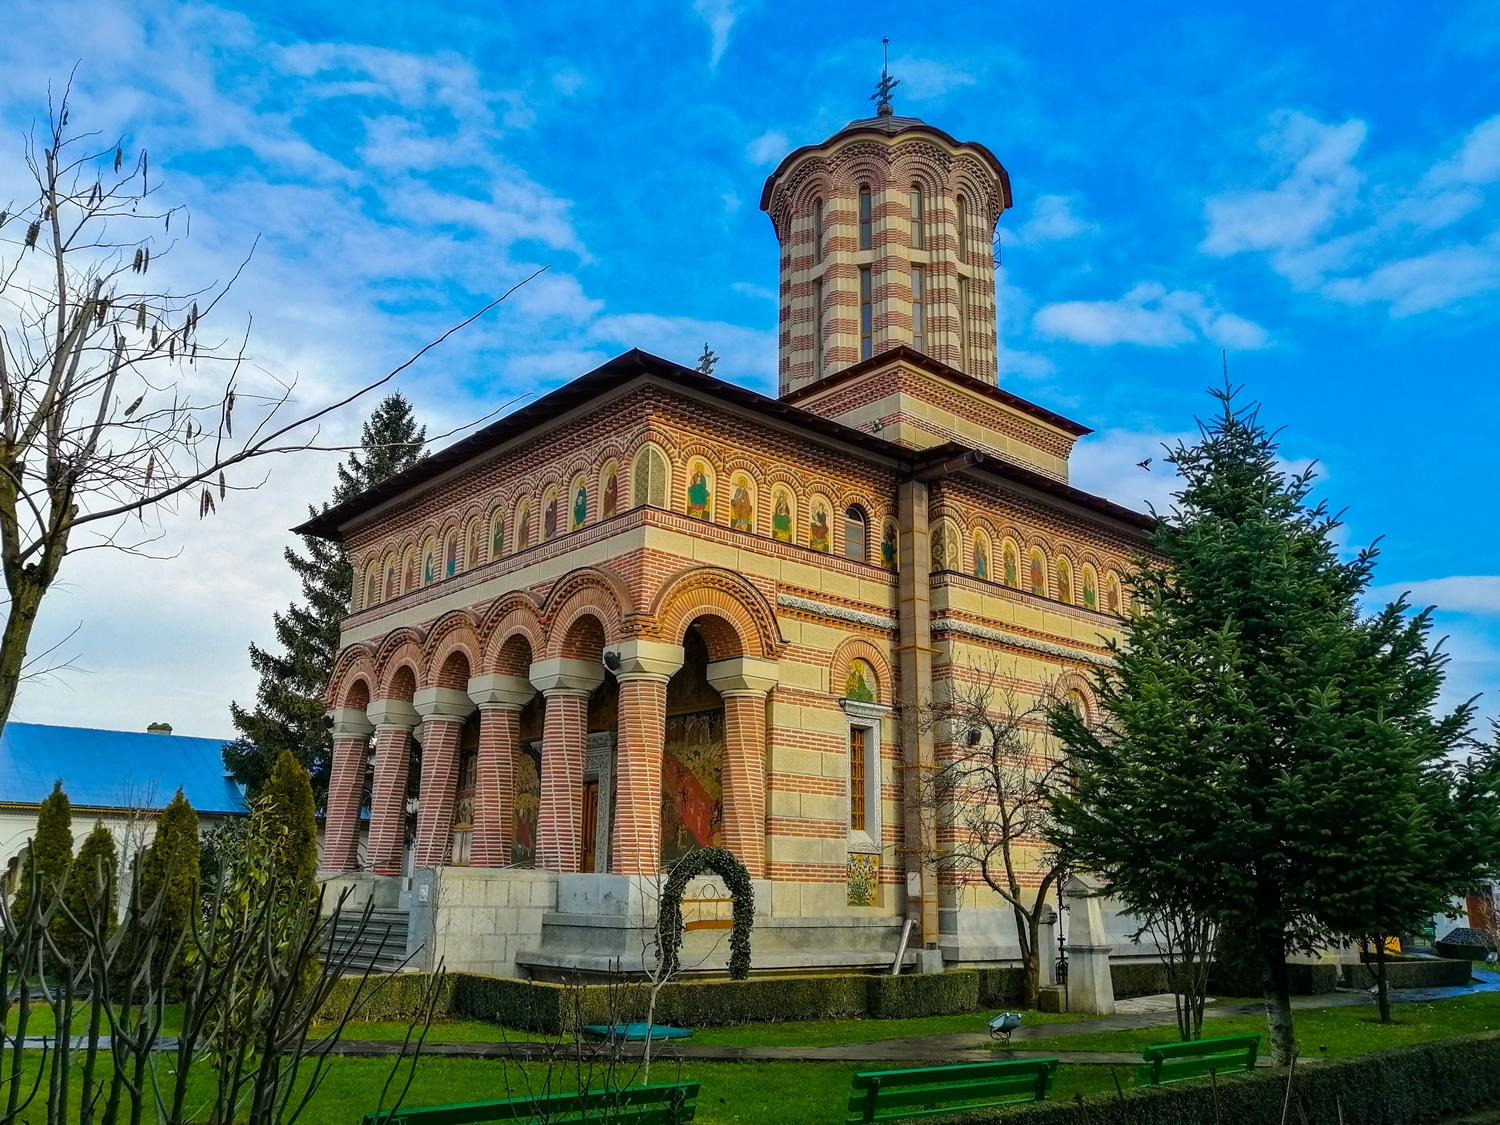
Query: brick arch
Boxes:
[
  {"xmin": 830, "ymin": 637, "xmax": 893, "ymax": 706},
  {"xmin": 379, "ymin": 650, "xmax": 422, "ymax": 701},
  {"xmin": 423, "ymin": 613, "xmax": 481, "ymax": 688},
  {"xmin": 650, "ymin": 567, "xmax": 782, "ymax": 661},
  {"xmin": 477, "ymin": 593, "xmax": 545, "ymax": 673},
  {"xmin": 326, "ymin": 645, "xmax": 378, "ymax": 710},
  {"xmin": 433, "ymin": 650, "xmax": 473, "ymax": 691},
  {"xmin": 1055, "ymin": 672, "xmax": 1099, "ymax": 726},
  {"xmin": 541, "ymin": 566, "xmax": 631, "ymax": 658}
]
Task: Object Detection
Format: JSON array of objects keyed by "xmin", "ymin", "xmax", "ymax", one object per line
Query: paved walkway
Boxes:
[{"xmin": 316, "ymin": 969, "xmax": 1498, "ymax": 1066}]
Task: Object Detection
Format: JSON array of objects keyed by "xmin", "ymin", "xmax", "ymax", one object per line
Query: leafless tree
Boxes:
[
  {"xmin": 0, "ymin": 77, "xmax": 538, "ymax": 741},
  {"xmin": 1136, "ymin": 906, "xmax": 1216, "ymax": 1041},
  {"xmin": 926, "ymin": 659, "xmax": 1071, "ymax": 1008}
]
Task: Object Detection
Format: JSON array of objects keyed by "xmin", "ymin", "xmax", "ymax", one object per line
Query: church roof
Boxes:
[
  {"xmin": 296, "ymin": 349, "xmax": 1153, "ymax": 542},
  {"xmin": 759, "ymin": 115, "xmax": 1012, "ymax": 212},
  {"xmin": 0, "ymin": 722, "xmax": 247, "ymax": 814}
]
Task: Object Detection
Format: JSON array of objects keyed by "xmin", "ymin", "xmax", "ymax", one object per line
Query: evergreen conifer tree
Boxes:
[
  {"xmin": 1051, "ymin": 386, "xmax": 1495, "ymax": 1065},
  {"xmin": 226, "ymin": 394, "xmax": 426, "ymax": 808},
  {"xmin": 12, "ymin": 781, "xmax": 73, "ymax": 925},
  {"xmin": 253, "ymin": 750, "xmax": 318, "ymax": 905},
  {"xmin": 140, "ymin": 789, "xmax": 200, "ymax": 982},
  {"xmin": 59, "ymin": 822, "xmax": 118, "ymax": 965}
]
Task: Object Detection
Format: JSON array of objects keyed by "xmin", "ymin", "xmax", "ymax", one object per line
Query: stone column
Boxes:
[
  {"xmin": 707, "ymin": 656, "xmax": 779, "ymax": 879},
  {"xmin": 365, "ymin": 698, "xmax": 420, "ymax": 877},
  {"xmin": 467, "ymin": 674, "xmax": 536, "ymax": 867},
  {"xmin": 323, "ymin": 708, "xmax": 375, "ymax": 873},
  {"xmin": 606, "ymin": 640, "xmax": 684, "ymax": 877},
  {"xmin": 529, "ymin": 658, "xmax": 605, "ymax": 874},
  {"xmin": 1064, "ymin": 873, "xmax": 1116, "ymax": 1015},
  {"xmin": 897, "ymin": 477, "xmax": 939, "ymax": 946},
  {"xmin": 411, "ymin": 688, "xmax": 477, "ymax": 869}
]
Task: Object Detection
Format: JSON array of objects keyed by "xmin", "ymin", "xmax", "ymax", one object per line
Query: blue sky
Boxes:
[{"xmin": 1, "ymin": 0, "xmax": 1496, "ymax": 737}]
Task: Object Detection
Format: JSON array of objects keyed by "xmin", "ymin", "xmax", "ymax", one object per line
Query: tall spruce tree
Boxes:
[
  {"xmin": 226, "ymin": 394, "xmax": 426, "ymax": 808},
  {"xmin": 1050, "ymin": 386, "xmax": 1495, "ymax": 1065}
]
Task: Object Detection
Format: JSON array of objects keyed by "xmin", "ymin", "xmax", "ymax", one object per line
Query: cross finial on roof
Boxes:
[
  {"xmin": 696, "ymin": 342, "xmax": 718, "ymax": 376},
  {"xmin": 871, "ymin": 37, "xmax": 899, "ymax": 116}
]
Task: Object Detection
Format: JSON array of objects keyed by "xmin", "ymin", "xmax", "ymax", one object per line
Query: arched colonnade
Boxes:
[{"xmin": 321, "ymin": 567, "xmax": 782, "ymax": 880}]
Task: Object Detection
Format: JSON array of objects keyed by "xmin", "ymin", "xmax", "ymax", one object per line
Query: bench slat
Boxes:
[
  {"xmin": 363, "ymin": 1081, "xmax": 699, "ymax": 1125},
  {"xmin": 1138, "ymin": 1035, "xmax": 1260, "ymax": 1087},
  {"xmin": 846, "ymin": 1060, "xmax": 1057, "ymax": 1124}
]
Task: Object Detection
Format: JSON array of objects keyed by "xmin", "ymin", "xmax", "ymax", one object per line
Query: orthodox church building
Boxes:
[{"xmin": 305, "ymin": 88, "xmax": 1153, "ymax": 987}]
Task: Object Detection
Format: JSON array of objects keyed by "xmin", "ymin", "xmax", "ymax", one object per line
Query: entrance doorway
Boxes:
[{"xmin": 581, "ymin": 781, "xmax": 600, "ymax": 872}]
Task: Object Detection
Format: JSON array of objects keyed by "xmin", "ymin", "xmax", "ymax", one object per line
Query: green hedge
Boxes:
[
  {"xmin": 319, "ymin": 970, "xmax": 994, "ymax": 1034},
  {"xmin": 1340, "ymin": 957, "xmax": 1473, "ymax": 991},
  {"xmin": 1208, "ymin": 961, "xmax": 1340, "ymax": 997},
  {"xmin": 954, "ymin": 1032, "xmax": 1500, "ymax": 1124},
  {"xmin": 1110, "ymin": 962, "xmax": 1170, "ymax": 1000}
]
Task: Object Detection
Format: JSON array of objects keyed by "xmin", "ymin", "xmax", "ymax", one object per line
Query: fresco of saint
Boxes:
[
  {"xmin": 772, "ymin": 492, "xmax": 793, "ymax": 542},
  {"xmin": 572, "ymin": 484, "xmax": 587, "ymax": 531},
  {"xmin": 517, "ymin": 507, "xmax": 531, "ymax": 550},
  {"xmin": 730, "ymin": 476, "xmax": 753, "ymax": 531},
  {"xmin": 601, "ymin": 472, "xmax": 618, "ymax": 519},
  {"xmin": 491, "ymin": 519, "xmax": 504, "ymax": 560},
  {"xmin": 974, "ymin": 536, "xmax": 988, "ymax": 580},
  {"xmin": 1083, "ymin": 570, "xmax": 1097, "ymax": 609},
  {"xmin": 880, "ymin": 521, "xmax": 897, "ymax": 569},
  {"xmin": 423, "ymin": 552, "xmax": 435, "ymax": 584},
  {"xmin": 686, "ymin": 462, "xmax": 712, "ymax": 520},
  {"xmin": 445, "ymin": 537, "xmax": 458, "ymax": 577},
  {"xmin": 543, "ymin": 496, "xmax": 558, "ymax": 540},
  {"xmin": 1107, "ymin": 576, "xmax": 1120, "ymax": 614},
  {"xmin": 1057, "ymin": 560, "xmax": 1072, "ymax": 604},
  {"xmin": 1004, "ymin": 544, "xmax": 1018, "ymax": 587},
  {"xmin": 809, "ymin": 504, "xmax": 830, "ymax": 552},
  {"xmin": 845, "ymin": 658, "xmax": 875, "ymax": 702},
  {"xmin": 1030, "ymin": 551, "xmax": 1045, "ymax": 595}
]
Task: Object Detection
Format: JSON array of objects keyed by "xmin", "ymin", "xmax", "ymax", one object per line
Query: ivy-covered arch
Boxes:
[{"xmin": 658, "ymin": 846, "xmax": 754, "ymax": 980}]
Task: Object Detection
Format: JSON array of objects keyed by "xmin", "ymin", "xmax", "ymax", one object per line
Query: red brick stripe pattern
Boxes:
[
  {"xmin": 368, "ymin": 726, "xmax": 413, "ymax": 876},
  {"xmin": 472, "ymin": 706, "xmax": 519, "ymax": 867},
  {"xmin": 538, "ymin": 691, "xmax": 588, "ymax": 872},
  {"xmin": 324, "ymin": 736, "xmax": 366, "ymax": 873},
  {"xmin": 721, "ymin": 693, "xmax": 767, "ymax": 878},
  {"xmin": 414, "ymin": 718, "xmax": 463, "ymax": 868},
  {"xmin": 613, "ymin": 674, "xmax": 668, "ymax": 876}
]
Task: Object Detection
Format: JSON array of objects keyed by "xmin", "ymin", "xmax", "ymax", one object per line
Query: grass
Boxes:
[{"xmin": 1005, "ymin": 990, "xmax": 1500, "ymax": 1058}]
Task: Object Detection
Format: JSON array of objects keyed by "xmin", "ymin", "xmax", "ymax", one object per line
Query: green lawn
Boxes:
[{"xmin": 1005, "ymin": 991, "xmax": 1500, "ymax": 1058}]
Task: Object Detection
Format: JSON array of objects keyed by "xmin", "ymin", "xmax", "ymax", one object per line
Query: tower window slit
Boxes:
[{"xmin": 859, "ymin": 266, "xmax": 873, "ymax": 361}]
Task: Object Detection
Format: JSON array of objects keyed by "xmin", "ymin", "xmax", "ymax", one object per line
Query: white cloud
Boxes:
[
  {"xmin": 1369, "ymin": 576, "xmax": 1500, "ymax": 616},
  {"xmin": 732, "ymin": 281, "xmax": 777, "ymax": 301},
  {"xmin": 746, "ymin": 130, "xmax": 788, "ymax": 166},
  {"xmin": 1202, "ymin": 109, "xmax": 1500, "ymax": 317},
  {"xmin": 693, "ymin": 0, "xmax": 741, "ymax": 69},
  {"xmin": 1014, "ymin": 194, "xmax": 1096, "ymax": 243},
  {"xmin": 1067, "ymin": 428, "xmax": 1189, "ymax": 515},
  {"xmin": 887, "ymin": 57, "xmax": 980, "ymax": 101},
  {"xmin": 1033, "ymin": 282, "xmax": 1269, "ymax": 349}
]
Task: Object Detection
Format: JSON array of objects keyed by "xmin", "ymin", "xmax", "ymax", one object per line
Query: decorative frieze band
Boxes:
[
  {"xmin": 776, "ymin": 593, "xmax": 897, "ymax": 632},
  {"xmin": 931, "ymin": 618, "xmax": 1116, "ymax": 668}
]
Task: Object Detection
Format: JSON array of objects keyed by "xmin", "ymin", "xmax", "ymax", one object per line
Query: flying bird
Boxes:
[{"xmin": 1136, "ymin": 457, "xmax": 1152, "ymax": 471}]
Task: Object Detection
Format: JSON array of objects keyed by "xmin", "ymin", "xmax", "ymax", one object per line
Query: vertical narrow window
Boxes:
[
  {"xmin": 957, "ymin": 276, "xmax": 971, "ymax": 373},
  {"xmin": 844, "ymin": 507, "xmax": 867, "ymax": 561},
  {"xmin": 849, "ymin": 727, "xmax": 867, "ymax": 832},
  {"xmin": 858, "ymin": 185, "xmax": 872, "ymax": 251},
  {"xmin": 911, "ymin": 266, "xmax": 926, "ymax": 354},
  {"xmin": 814, "ymin": 197, "xmax": 825, "ymax": 263},
  {"xmin": 909, "ymin": 185, "xmax": 924, "ymax": 249},
  {"xmin": 859, "ymin": 266, "xmax": 873, "ymax": 361},
  {"xmin": 814, "ymin": 276, "xmax": 825, "ymax": 376},
  {"xmin": 955, "ymin": 196, "xmax": 967, "ymax": 264}
]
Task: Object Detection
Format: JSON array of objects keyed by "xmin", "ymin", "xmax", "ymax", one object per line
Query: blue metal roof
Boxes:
[{"xmin": 0, "ymin": 722, "xmax": 248, "ymax": 815}]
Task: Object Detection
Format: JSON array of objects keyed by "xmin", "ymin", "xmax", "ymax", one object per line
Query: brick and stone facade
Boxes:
[{"xmin": 305, "ymin": 108, "xmax": 1155, "ymax": 984}]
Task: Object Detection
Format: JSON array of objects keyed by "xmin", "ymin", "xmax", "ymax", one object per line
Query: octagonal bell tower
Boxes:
[{"xmin": 760, "ymin": 83, "xmax": 1012, "ymax": 399}]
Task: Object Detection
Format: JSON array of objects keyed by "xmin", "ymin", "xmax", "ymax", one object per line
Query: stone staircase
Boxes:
[{"xmin": 324, "ymin": 908, "xmax": 414, "ymax": 976}]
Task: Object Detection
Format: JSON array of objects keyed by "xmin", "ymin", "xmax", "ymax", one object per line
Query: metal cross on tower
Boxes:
[{"xmin": 871, "ymin": 37, "xmax": 899, "ymax": 116}]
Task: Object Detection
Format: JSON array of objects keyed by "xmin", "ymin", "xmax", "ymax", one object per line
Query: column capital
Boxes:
[
  {"xmin": 604, "ymin": 639, "xmax": 684, "ymax": 680},
  {"xmin": 366, "ymin": 698, "xmax": 420, "ymax": 732},
  {"xmin": 326, "ymin": 708, "xmax": 375, "ymax": 740},
  {"xmin": 530, "ymin": 657, "xmax": 605, "ymax": 697},
  {"xmin": 706, "ymin": 655, "xmax": 779, "ymax": 697},
  {"xmin": 414, "ymin": 687, "xmax": 478, "ymax": 723},
  {"xmin": 467, "ymin": 673, "xmax": 536, "ymax": 711}
]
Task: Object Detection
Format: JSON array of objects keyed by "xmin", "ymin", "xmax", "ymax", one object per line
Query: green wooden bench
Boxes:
[
  {"xmin": 361, "ymin": 1081, "xmax": 698, "ymax": 1125},
  {"xmin": 1136, "ymin": 1035, "xmax": 1261, "ymax": 1087},
  {"xmin": 846, "ymin": 1058, "xmax": 1060, "ymax": 1123}
]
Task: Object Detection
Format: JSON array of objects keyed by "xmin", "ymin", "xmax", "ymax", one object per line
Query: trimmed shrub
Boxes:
[
  {"xmin": 867, "ymin": 970, "xmax": 980, "ymax": 1019},
  {"xmin": 1110, "ymin": 962, "xmax": 1170, "ymax": 1000},
  {"xmin": 255, "ymin": 750, "xmax": 318, "ymax": 904},
  {"xmin": 58, "ymin": 822, "xmax": 118, "ymax": 966},
  {"xmin": 1208, "ymin": 960, "xmax": 1339, "ymax": 997},
  {"xmin": 12, "ymin": 781, "xmax": 73, "ymax": 922},
  {"xmin": 976, "ymin": 967, "xmax": 1027, "ymax": 1007},
  {"xmin": 954, "ymin": 1031, "xmax": 1500, "ymax": 1124},
  {"xmin": 320, "ymin": 972, "xmax": 458, "ymax": 1024},
  {"xmin": 1340, "ymin": 957, "xmax": 1473, "ymax": 990}
]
